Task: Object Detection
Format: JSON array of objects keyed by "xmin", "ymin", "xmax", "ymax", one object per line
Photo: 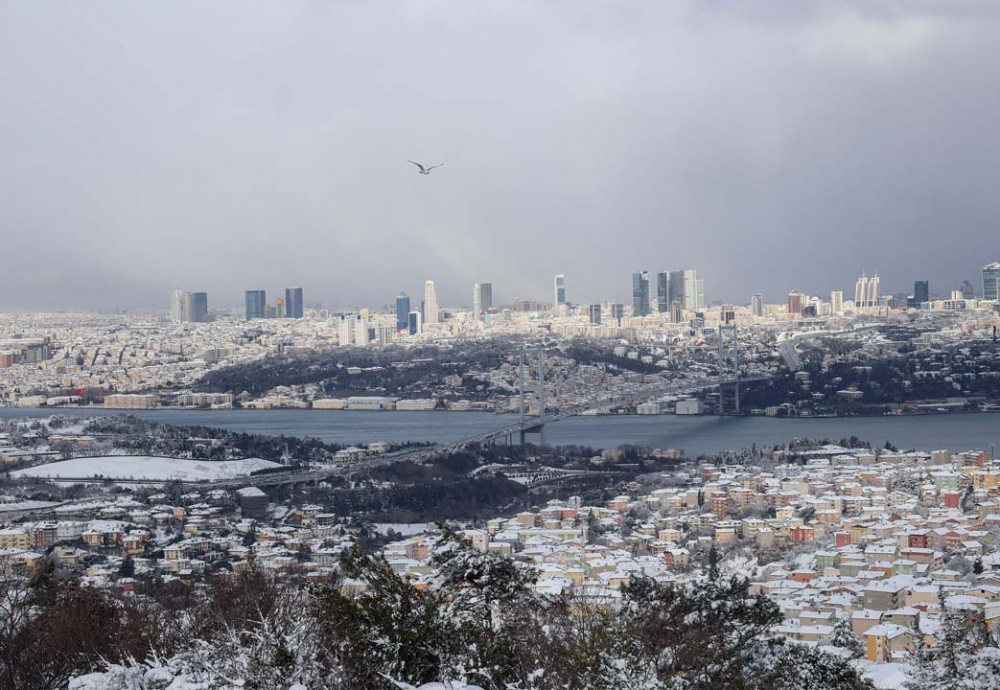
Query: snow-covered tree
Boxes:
[{"xmin": 829, "ymin": 615, "xmax": 864, "ymax": 659}]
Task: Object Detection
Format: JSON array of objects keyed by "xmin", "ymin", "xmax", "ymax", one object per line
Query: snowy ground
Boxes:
[
  {"xmin": 373, "ymin": 523, "xmax": 435, "ymax": 537},
  {"xmin": 11, "ymin": 455, "xmax": 281, "ymax": 482}
]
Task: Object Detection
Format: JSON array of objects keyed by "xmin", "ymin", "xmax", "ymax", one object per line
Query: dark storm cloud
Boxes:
[{"xmin": 1, "ymin": 1, "xmax": 998, "ymax": 310}]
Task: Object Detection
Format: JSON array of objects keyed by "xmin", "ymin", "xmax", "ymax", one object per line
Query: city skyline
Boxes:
[
  {"xmin": 3, "ymin": 3, "xmax": 1000, "ymax": 310},
  {"xmin": 167, "ymin": 261, "xmax": 995, "ymax": 317}
]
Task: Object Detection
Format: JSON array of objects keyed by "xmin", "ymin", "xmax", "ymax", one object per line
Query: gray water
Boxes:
[{"xmin": 2, "ymin": 407, "xmax": 998, "ymax": 457}]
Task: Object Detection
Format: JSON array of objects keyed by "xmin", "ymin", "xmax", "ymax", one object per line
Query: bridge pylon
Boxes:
[
  {"xmin": 717, "ymin": 324, "xmax": 741, "ymax": 415},
  {"xmin": 518, "ymin": 351, "xmax": 547, "ymax": 451}
]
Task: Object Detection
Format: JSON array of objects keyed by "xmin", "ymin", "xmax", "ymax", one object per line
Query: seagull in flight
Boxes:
[{"xmin": 408, "ymin": 159, "xmax": 443, "ymax": 175}]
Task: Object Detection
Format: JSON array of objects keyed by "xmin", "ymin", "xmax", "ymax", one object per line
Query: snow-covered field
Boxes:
[{"xmin": 11, "ymin": 455, "xmax": 281, "ymax": 482}]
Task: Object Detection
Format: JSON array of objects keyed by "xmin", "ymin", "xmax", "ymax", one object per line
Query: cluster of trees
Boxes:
[
  {"xmin": 7, "ymin": 536, "xmax": 876, "ymax": 690},
  {"xmin": 906, "ymin": 591, "xmax": 1000, "ymax": 689},
  {"xmin": 565, "ymin": 340, "xmax": 667, "ymax": 375},
  {"xmin": 82, "ymin": 415, "xmax": 349, "ymax": 464},
  {"xmin": 741, "ymin": 339, "xmax": 1000, "ymax": 415},
  {"xmin": 197, "ymin": 341, "xmax": 518, "ymax": 399}
]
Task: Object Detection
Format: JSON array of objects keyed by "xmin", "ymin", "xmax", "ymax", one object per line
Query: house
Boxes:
[{"xmin": 864, "ymin": 623, "xmax": 914, "ymax": 662}]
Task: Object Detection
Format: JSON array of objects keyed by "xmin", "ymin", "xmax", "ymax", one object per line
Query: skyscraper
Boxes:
[
  {"xmin": 669, "ymin": 272, "xmax": 685, "ymax": 310},
  {"xmin": 656, "ymin": 271, "xmax": 670, "ymax": 313},
  {"xmin": 632, "ymin": 271, "xmax": 651, "ymax": 317},
  {"xmin": 960, "ymin": 280, "xmax": 975, "ymax": 300},
  {"xmin": 588, "ymin": 304, "xmax": 602, "ymax": 325},
  {"xmin": 423, "ymin": 280, "xmax": 439, "ymax": 324},
  {"xmin": 669, "ymin": 300, "xmax": 683, "ymax": 324},
  {"xmin": 866, "ymin": 275, "xmax": 880, "ymax": 308},
  {"xmin": 338, "ymin": 317, "xmax": 352, "ymax": 345},
  {"xmin": 245, "ymin": 290, "xmax": 266, "ymax": 320},
  {"xmin": 855, "ymin": 275, "xmax": 869, "ymax": 308},
  {"xmin": 354, "ymin": 314, "xmax": 369, "ymax": 346},
  {"xmin": 181, "ymin": 292, "xmax": 208, "ymax": 323},
  {"xmin": 983, "ymin": 263, "xmax": 1000, "ymax": 301},
  {"xmin": 170, "ymin": 289, "xmax": 184, "ymax": 322},
  {"xmin": 284, "ymin": 287, "xmax": 304, "ymax": 318},
  {"xmin": 913, "ymin": 280, "xmax": 929, "ymax": 307},
  {"xmin": 787, "ymin": 291, "xmax": 803, "ymax": 315},
  {"xmin": 473, "ymin": 283, "xmax": 492, "ymax": 321},
  {"xmin": 395, "ymin": 293, "xmax": 410, "ymax": 330},
  {"xmin": 408, "ymin": 310, "xmax": 422, "ymax": 335},
  {"xmin": 610, "ymin": 302, "xmax": 625, "ymax": 322},
  {"xmin": 553, "ymin": 275, "xmax": 566, "ymax": 308},
  {"xmin": 681, "ymin": 270, "xmax": 701, "ymax": 310},
  {"xmin": 831, "ymin": 291, "xmax": 844, "ymax": 314},
  {"xmin": 750, "ymin": 293, "xmax": 763, "ymax": 317}
]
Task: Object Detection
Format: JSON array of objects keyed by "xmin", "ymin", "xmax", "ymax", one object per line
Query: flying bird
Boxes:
[{"xmin": 408, "ymin": 160, "xmax": 443, "ymax": 175}]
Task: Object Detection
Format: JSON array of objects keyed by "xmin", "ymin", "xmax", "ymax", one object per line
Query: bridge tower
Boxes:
[
  {"xmin": 518, "ymin": 350, "xmax": 547, "ymax": 450},
  {"xmin": 717, "ymin": 324, "xmax": 741, "ymax": 414}
]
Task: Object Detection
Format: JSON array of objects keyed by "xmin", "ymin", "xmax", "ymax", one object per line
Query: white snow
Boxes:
[
  {"xmin": 374, "ymin": 523, "xmax": 434, "ymax": 537},
  {"xmin": 11, "ymin": 455, "xmax": 282, "ymax": 483}
]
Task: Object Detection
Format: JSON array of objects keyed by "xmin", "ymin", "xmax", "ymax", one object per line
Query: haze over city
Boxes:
[{"xmin": 3, "ymin": 1, "xmax": 1000, "ymax": 310}]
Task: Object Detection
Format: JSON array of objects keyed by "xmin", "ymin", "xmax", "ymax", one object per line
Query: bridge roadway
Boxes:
[{"xmin": 206, "ymin": 374, "xmax": 769, "ymax": 490}]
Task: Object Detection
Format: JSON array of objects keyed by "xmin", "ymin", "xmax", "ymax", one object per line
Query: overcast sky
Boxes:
[{"xmin": 2, "ymin": 1, "xmax": 999, "ymax": 311}]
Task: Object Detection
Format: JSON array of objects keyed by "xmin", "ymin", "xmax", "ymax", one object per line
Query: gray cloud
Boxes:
[{"xmin": 1, "ymin": 1, "xmax": 998, "ymax": 310}]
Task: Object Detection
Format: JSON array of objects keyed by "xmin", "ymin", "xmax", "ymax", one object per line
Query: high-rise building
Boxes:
[
  {"xmin": 632, "ymin": 271, "xmax": 651, "ymax": 317},
  {"xmin": 910, "ymin": 280, "xmax": 929, "ymax": 308},
  {"xmin": 170, "ymin": 289, "xmax": 184, "ymax": 322},
  {"xmin": 855, "ymin": 275, "xmax": 869, "ymax": 308},
  {"xmin": 553, "ymin": 275, "xmax": 566, "ymax": 308},
  {"xmin": 750, "ymin": 293, "xmax": 763, "ymax": 317},
  {"xmin": 656, "ymin": 271, "xmax": 670, "ymax": 313},
  {"xmin": 609, "ymin": 302, "xmax": 625, "ymax": 321},
  {"xmin": 245, "ymin": 290, "xmax": 266, "ymax": 320},
  {"xmin": 181, "ymin": 292, "xmax": 208, "ymax": 323},
  {"xmin": 669, "ymin": 300, "xmax": 683, "ymax": 324},
  {"xmin": 680, "ymin": 270, "xmax": 701, "ymax": 310},
  {"xmin": 423, "ymin": 280, "xmax": 439, "ymax": 324},
  {"xmin": 960, "ymin": 280, "xmax": 975, "ymax": 300},
  {"xmin": 284, "ymin": 287, "xmax": 304, "ymax": 318},
  {"xmin": 588, "ymin": 304, "xmax": 602, "ymax": 325},
  {"xmin": 983, "ymin": 263, "xmax": 1000, "ymax": 301},
  {"xmin": 354, "ymin": 314, "xmax": 369, "ymax": 346},
  {"xmin": 670, "ymin": 272, "xmax": 685, "ymax": 311},
  {"xmin": 408, "ymin": 310, "xmax": 422, "ymax": 335},
  {"xmin": 831, "ymin": 291, "xmax": 844, "ymax": 314},
  {"xmin": 473, "ymin": 283, "xmax": 492, "ymax": 321},
  {"xmin": 787, "ymin": 291, "xmax": 803, "ymax": 316},
  {"xmin": 866, "ymin": 275, "xmax": 880, "ymax": 308},
  {"xmin": 395, "ymin": 293, "xmax": 410, "ymax": 330},
  {"xmin": 338, "ymin": 317, "xmax": 352, "ymax": 345}
]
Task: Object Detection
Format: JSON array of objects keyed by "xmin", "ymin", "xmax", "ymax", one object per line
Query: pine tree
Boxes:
[{"xmin": 830, "ymin": 615, "xmax": 864, "ymax": 659}]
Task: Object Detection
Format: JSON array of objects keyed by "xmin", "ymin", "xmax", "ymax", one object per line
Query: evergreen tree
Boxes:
[
  {"xmin": 118, "ymin": 555, "xmax": 135, "ymax": 578},
  {"xmin": 830, "ymin": 615, "xmax": 864, "ymax": 659}
]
